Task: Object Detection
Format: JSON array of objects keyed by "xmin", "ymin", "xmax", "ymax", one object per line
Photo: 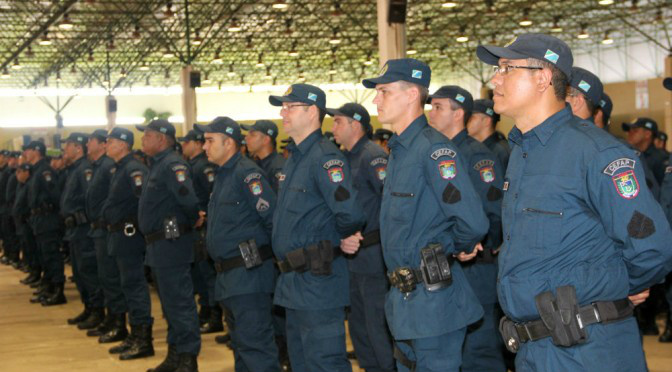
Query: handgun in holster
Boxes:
[
  {"xmin": 239, "ymin": 239, "xmax": 264, "ymax": 269},
  {"xmin": 419, "ymin": 243, "xmax": 452, "ymax": 291},
  {"xmin": 306, "ymin": 241, "xmax": 334, "ymax": 276},
  {"xmin": 535, "ymin": 285, "xmax": 587, "ymax": 347}
]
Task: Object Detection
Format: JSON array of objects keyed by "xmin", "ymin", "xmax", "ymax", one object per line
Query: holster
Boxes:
[
  {"xmin": 163, "ymin": 216, "xmax": 180, "ymax": 240},
  {"xmin": 387, "ymin": 267, "xmax": 418, "ymax": 294},
  {"xmin": 306, "ymin": 241, "xmax": 334, "ymax": 276},
  {"xmin": 419, "ymin": 243, "xmax": 452, "ymax": 291},
  {"xmin": 239, "ymin": 239, "xmax": 264, "ymax": 269},
  {"xmin": 499, "ymin": 317, "xmax": 522, "ymax": 353},
  {"xmin": 535, "ymin": 285, "xmax": 587, "ymax": 347}
]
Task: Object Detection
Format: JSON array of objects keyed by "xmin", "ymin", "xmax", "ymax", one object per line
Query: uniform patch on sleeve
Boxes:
[
  {"xmin": 442, "ymin": 183, "xmax": 461, "ymax": 204},
  {"xmin": 204, "ymin": 167, "xmax": 215, "ymax": 183},
  {"xmin": 375, "ymin": 166, "xmax": 387, "ymax": 181},
  {"xmin": 370, "ymin": 157, "xmax": 388, "ymax": 166},
  {"xmin": 248, "ymin": 180, "xmax": 263, "ymax": 196},
  {"xmin": 172, "ymin": 164, "xmax": 188, "ymax": 183},
  {"xmin": 612, "ymin": 170, "xmax": 639, "ymax": 199},
  {"xmin": 130, "ymin": 171, "xmax": 143, "ymax": 187},
  {"xmin": 324, "ymin": 160, "xmax": 345, "ymax": 183},
  {"xmin": 603, "ymin": 158, "xmax": 636, "ymax": 176},
  {"xmin": 42, "ymin": 171, "xmax": 53, "ymax": 182},
  {"xmin": 84, "ymin": 169, "xmax": 93, "ymax": 182},
  {"xmin": 665, "ymin": 166, "xmax": 672, "ymax": 175},
  {"xmin": 430, "ymin": 148, "xmax": 457, "ymax": 160},
  {"xmin": 438, "ymin": 160, "xmax": 457, "ymax": 180},
  {"xmin": 323, "ymin": 159, "xmax": 345, "ymax": 169},
  {"xmin": 277, "ymin": 173, "xmax": 286, "ymax": 182},
  {"xmin": 627, "ymin": 210, "xmax": 655, "ymax": 239},
  {"xmin": 474, "ymin": 159, "xmax": 495, "ymax": 183},
  {"xmin": 244, "ymin": 172, "xmax": 262, "ymax": 183},
  {"xmin": 256, "ymin": 198, "xmax": 270, "ymax": 212},
  {"xmin": 334, "ymin": 185, "xmax": 350, "ymax": 201}
]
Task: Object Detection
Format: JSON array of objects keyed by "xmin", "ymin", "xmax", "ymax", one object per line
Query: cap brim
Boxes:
[
  {"xmin": 362, "ymin": 76, "xmax": 396, "ymax": 89},
  {"xmin": 240, "ymin": 124, "xmax": 253, "ymax": 131},
  {"xmin": 664, "ymin": 77, "xmax": 672, "ymax": 91},
  {"xmin": 269, "ymin": 95, "xmax": 294, "ymax": 106},
  {"xmin": 621, "ymin": 123, "xmax": 632, "ymax": 132},
  {"xmin": 325, "ymin": 108, "xmax": 345, "ymax": 117},
  {"xmin": 135, "ymin": 124, "xmax": 147, "ymax": 132},
  {"xmin": 194, "ymin": 123, "xmax": 216, "ymax": 133},
  {"xmin": 476, "ymin": 45, "xmax": 529, "ymax": 65},
  {"xmin": 176, "ymin": 137, "xmax": 188, "ymax": 142}
]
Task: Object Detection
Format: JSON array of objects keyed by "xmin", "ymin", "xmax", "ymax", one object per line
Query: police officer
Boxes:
[
  {"xmin": 372, "ymin": 128, "xmax": 393, "ymax": 154},
  {"xmin": 25, "ymin": 140, "xmax": 64, "ymax": 306},
  {"xmin": 476, "ymin": 32, "xmax": 672, "ymax": 372},
  {"xmin": 61, "ymin": 133, "xmax": 104, "ymax": 327},
  {"xmin": 137, "ymin": 119, "xmax": 200, "ymax": 372},
  {"xmin": 362, "ymin": 59, "xmax": 488, "ymax": 372},
  {"xmin": 16, "ymin": 160, "xmax": 40, "ymax": 286},
  {"xmin": 0, "ymin": 149, "xmax": 14, "ymax": 266},
  {"xmin": 566, "ymin": 66, "xmax": 604, "ymax": 124},
  {"xmin": 177, "ymin": 129, "xmax": 221, "ymax": 334},
  {"xmin": 623, "ymin": 118, "xmax": 669, "ymax": 185},
  {"xmin": 197, "ymin": 117, "xmax": 280, "ymax": 372},
  {"xmin": 102, "ymin": 127, "xmax": 155, "ymax": 360},
  {"xmin": 329, "ymin": 102, "xmax": 395, "ymax": 372},
  {"xmin": 269, "ymin": 84, "xmax": 365, "ymax": 372},
  {"xmin": 83, "ymin": 129, "xmax": 129, "ymax": 343},
  {"xmin": 655, "ymin": 132, "xmax": 669, "ymax": 155},
  {"xmin": 468, "ymin": 99, "xmax": 510, "ymax": 170},
  {"xmin": 243, "ymin": 120, "xmax": 286, "ymax": 194},
  {"xmin": 427, "ymin": 85, "xmax": 506, "ymax": 372},
  {"xmin": 658, "ymin": 77, "xmax": 672, "ymax": 343},
  {"xmin": 595, "ymin": 93, "xmax": 613, "ymax": 130},
  {"xmin": 2, "ymin": 151, "xmax": 21, "ymax": 268}
]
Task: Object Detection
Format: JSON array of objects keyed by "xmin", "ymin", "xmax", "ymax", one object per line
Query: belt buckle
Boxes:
[{"xmin": 123, "ymin": 223, "xmax": 136, "ymax": 237}]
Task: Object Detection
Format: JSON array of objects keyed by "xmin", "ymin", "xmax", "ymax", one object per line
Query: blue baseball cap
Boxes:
[
  {"xmin": 373, "ymin": 128, "xmax": 393, "ymax": 141},
  {"xmin": 664, "ymin": 77, "xmax": 672, "ymax": 91},
  {"xmin": 90, "ymin": 129, "xmax": 108, "ymax": 142},
  {"xmin": 108, "ymin": 127, "xmax": 134, "ymax": 147},
  {"xmin": 136, "ymin": 119, "xmax": 176, "ymax": 139},
  {"xmin": 22, "ymin": 140, "xmax": 46, "ymax": 156},
  {"xmin": 269, "ymin": 84, "xmax": 327, "ymax": 111},
  {"xmin": 473, "ymin": 99, "xmax": 496, "ymax": 118},
  {"xmin": 428, "ymin": 85, "xmax": 474, "ymax": 115},
  {"xmin": 476, "ymin": 33, "xmax": 573, "ymax": 79},
  {"xmin": 326, "ymin": 103, "xmax": 371, "ymax": 132},
  {"xmin": 598, "ymin": 93, "xmax": 612, "ymax": 119},
  {"xmin": 177, "ymin": 129, "xmax": 205, "ymax": 142},
  {"xmin": 64, "ymin": 132, "xmax": 89, "ymax": 146},
  {"xmin": 362, "ymin": 58, "xmax": 431, "ymax": 89},
  {"xmin": 569, "ymin": 67, "xmax": 603, "ymax": 106},
  {"xmin": 241, "ymin": 120, "xmax": 279, "ymax": 140},
  {"xmin": 622, "ymin": 118, "xmax": 658, "ymax": 134},
  {"xmin": 195, "ymin": 116, "xmax": 243, "ymax": 144}
]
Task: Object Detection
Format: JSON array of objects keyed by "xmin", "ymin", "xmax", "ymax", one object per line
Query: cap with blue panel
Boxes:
[
  {"xmin": 362, "ymin": 58, "xmax": 431, "ymax": 89},
  {"xmin": 241, "ymin": 120, "xmax": 279, "ymax": 140},
  {"xmin": 569, "ymin": 67, "xmax": 603, "ymax": 106},
  {"xmin": 269, "ymin": 83, "xmax": 327, "ymax": 111},
  {"xmin": 195, "ymin": 116, "xmax": 244, "ymax": 144},
  {"xmin": 136, "ymin": 119, "xmax": 176, "ymax": 139}
]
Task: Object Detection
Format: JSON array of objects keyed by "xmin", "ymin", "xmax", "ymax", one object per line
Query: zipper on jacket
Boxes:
[
  {"xmin": 391, "ymin": 192, "xmax": 415, "ymax": 197},
  {"xmin": 523, "ymin": 207, "xmax": 563, "ymax": 216}
]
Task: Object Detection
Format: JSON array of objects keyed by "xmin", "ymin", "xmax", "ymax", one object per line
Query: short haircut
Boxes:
[
  {"xmin": 527, "ymin": 58, "xmax": 568, "ymax": 101},
  {"xmin": 568, "ymin": 86, "xmax": 599, "ymax": 116},
  {"xmin": 398, "ymin": 80, "xmax": 429, "ymax": 108},
  {"xmin": 445, "ymin": 98, "xmax": 472, "ymax": 125}
]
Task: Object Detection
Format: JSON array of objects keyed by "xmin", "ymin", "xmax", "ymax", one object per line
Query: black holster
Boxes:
[
  {"xmin": 306, "ymin": 241, "xmax": 334, "ymax": 276},
  {"xmin": 499, "ymin": 317, "xmax": 522, "ymax": 353},
  {"xmin": 419, "ymin": 243, "xmax": 452, "ymax": 291},
  {"xmin": 535, "ymin": 285, "xmax": 587, "ymax": 347},
  {"xmin": 193, "ymin": 228, "xmax": 208, "ymax": 262},
  {"xmin": 239, "ymin": 239, "xmax": 264, "ymax": 269},
  {"xmin": 163, "ymin": 216, "xmax": 180, "ymax": 240}
]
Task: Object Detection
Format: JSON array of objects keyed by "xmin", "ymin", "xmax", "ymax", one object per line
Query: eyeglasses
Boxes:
[
  {"xmin": 492, "ymin": 65, "xmax": 543, "ymax": 76},
  {"xmin": 281, "ymin": 103, "xmax": 311, "ymax": 110}
]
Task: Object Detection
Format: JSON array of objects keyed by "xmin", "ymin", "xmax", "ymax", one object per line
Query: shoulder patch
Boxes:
[
  {"xmin": 244, "ymin": 172, "xmax": 262, "ymax": 183},
  {"xmin": 603, "ymin": 158, "xmax": 636, "ymax": 176},
  {"xmin": 665, "ymin": 165, "xmax": 672, "ymax": 175},
  {"xmin": 256, "ymin": 198, "xmax": 270, "ymax": 212},
  {"xmin": 370, "ymin": 157, "xmax": 388, "ymax": 166},
  {"xmin": 204, "ymin": 167, "xmax": 215, "ymax": 183},
  {"xmin": 277, "ymin": 173, "xmax": 286, "ymax": 182},
  {"xmin": 612, "ymin": 170, "xmax": 639, "ymax": 199},
  {"xmin": 174, "ymin": 167, "xmax": 187, "ymax": 183},
  {"xmin": 42, "ymin": 171, "xmax": 53, "ymax": 182},
  {"xmin": 248, "ymin": 179, "xmax": 263, "ymax": 196},
  {"xmin": 323, "ymin": 159, "xmax": 344, "ymax": 169},
  {"xmin": 438, "ymin": 160, "xmax": 457, "ymax": 180},
  {"xmin": 130, "ymin": 170, "xmax": 143, "ymax": 187},
  {"xmin": 430, "ymin": 148, "xmax": 457, "ymax": 160},
  {"xmin": 171, "ymin": 164, "xmax": 188, "ymax": 172},
  {"xmin": 84, "ymin": 168, "xmax": 93, "ymax": 182},
  {"xmin": 474, "ymin": 159, "xmax": 495, "ymax": 183},
  {"xmin": 473, "ymin": 159, "xmax": 495, "ymax": 170}
]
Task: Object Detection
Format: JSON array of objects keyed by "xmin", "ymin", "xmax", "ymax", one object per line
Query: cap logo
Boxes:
[
  {"xmin": 486, "ymin": 108, "xmax": 494, "ymax": 116},
  {"xmin": 284, "ymin": 86, "xmax": 293, "ymax": 96},
  {"xmin": 645, "ymin": 122, "xmax": 653, "ymax": 129},
  {"xmin": 353, "ymin": 113, "xmax": 362, "ymax": 121},
  {"xmin": 504, "ymin": 36, "xmax": 517, "ymax": 47},
  {"xmin": 544, "ymin": 49, "xmax": 559, "ymax": 64},
  {"xmin": 225, "ymin": 127, "xmax": 234, "ymax": 134},
  {"xmin": 77, "ymin": 136, "xmax": 83, "ymax": 141},
  {"xmin": 578, "ymin": 80, "xmax": 591, "ymax": 92},
  {"xmin": 411, "ymin": 69, "xmax": 422, "ymax": 79},
  {"xmin": 120, "ymin": 134, "xmax": 128, "ymax": 140},
  {"xmin": 307, "ymin": 92, "xmax": 318, "ymax": 101},
  {"xmin": 600, "ymin": 100, "xmax": 606, "ymax": 107},
  {"xmin": 267, "ymin": 129, "xmax": 274, "ymax": 135},
  {"xmin": 159, "ymin": 127, "xmax": 167, "ymax": 133},
  {"xmin": 455, "ymin": 94, "xmax": 465, "ymax": 103},
  {"xmin": 378, "ymin": 63, "xmax": 389, "ymax": 76}
]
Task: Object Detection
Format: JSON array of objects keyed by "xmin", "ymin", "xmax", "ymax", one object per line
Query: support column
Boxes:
[
  {"xmin": 376, "ymin": 0, "xmax": 406, "ymax": 68},
  {"xmin": 664, "ymin": 55, "xmax": 672, "ymax": 152},
  {"xmin": 180, "ymin": 65, "xmax": 197, "ymax": 135},
  {"xmin": 105, "ymin": 95, "xmax": 116, "ymax": 130}
]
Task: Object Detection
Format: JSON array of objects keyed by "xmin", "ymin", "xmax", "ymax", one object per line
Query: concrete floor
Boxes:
[{"xmin": 1, "ymin": 263, "xmax": 671, "ymax": 372}]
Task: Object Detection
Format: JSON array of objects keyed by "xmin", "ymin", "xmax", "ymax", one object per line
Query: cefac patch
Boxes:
[
  {"xmin": 175, "ymin": 170, "xmax": 186, "ymax": 183},
  {"xmin": 249, "ymin": 180, "xmax": 263, "ymax": 195},
  {"xmin": 376, "ymin": 166, "xmax": 387, "ymax": 181},
  {"xmin": 438, "ymin": 160, "xmax": 457, "ymax": 180},
  {"xmin": 84, "ymin": 169, "xmax": 93, "ymax": 182},
  {"xmin": 328, "ymin": 167, "xmax": 344, "ymax": 183},
  {"xmin": 480, "ymin": 166, "xmax": 495, "ymax": 183},
  {"xmin": 612, "ymin": 170, "xmax": 639, "ymax": 199}
]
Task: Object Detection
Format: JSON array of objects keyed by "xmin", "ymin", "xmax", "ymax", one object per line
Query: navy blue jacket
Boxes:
[
  {"xmin": 86, "ymin": 155, "xmax": 115, "ymax": 238},
  {"xmin": 188, "ymin": 152, "xmax": 216, "ymax": 213},
  {"xmin": 380, "ymin": 115, "xmax": 488, "ymax": 340},
  {"xmin": 272, "ymin": 129, "xmax": 365, "ymax": 310},
  {"xmin": 60, "ymin": 156, "xmax": 93, "ymax": 241},
  {"xmin": 660, "ymin": 154, "xmax": 672, "ymax": 226},
  {"xmin": 207, "ymin": 153, "xmax": 276, "ymax": 301},
  {"xmin": 256, "ymin": 151, "xmax": 286, "ymax": 194},
  {"xmin": 343, "ymin": 136, "xmax": 387, "ymax": 275},
  {"xmin": 483, "ymin": 132, "xmax": 510, "ymax": 172}
]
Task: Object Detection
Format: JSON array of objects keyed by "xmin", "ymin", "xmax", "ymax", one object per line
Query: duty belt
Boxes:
[
  {"xmin": 30, "ymin": 204, "xmax": 55, "ymax": 216},
  {"xmin": 276, "ymin": 240, "xmax": 342, "ymax": 274},
  {"xmin": 360, "ymin": 229, "xmax": 381, "ymax": 249},
  {"xmin": 144, "ymin": 224, "xmax": 191, "ymax": 245},
  {"xmin": 214, "ymin": 245, "xmax": 273, "ymax": 273},
  {"xmin": 387, "ymin": 253, "xmax": 455, "ymax": 294},
  {"xmin": 64, "ymin": 212, "xmax": 89, "ymax": 228},
  {"xmin": 107, "ymin": 219, "xmax": 139, "ymax": 237},
  {"xmin": 90, "ymin": 219, "xmax": 106, "ymax": 230},
  {"xmin": 501, "ymin": 298, "xmax": 633, "ymax": 352}
]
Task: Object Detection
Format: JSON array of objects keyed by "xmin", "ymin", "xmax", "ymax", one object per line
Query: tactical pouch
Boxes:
[
  {"xmin": 499, "ymin": 317, "xmax": 521, "ymax": 353},
  {"xmin": 239, "ymin": 239, "xmax": 264, "ymax": 269},
  {"xmin": 307, "ymin": 241, "xmax": 333, "ymax": 276},
  {"xmin": 419, "ymin": 243, "xmax": 452, "ymax": 291},
  {"xmin": 285, "ymin": 249, "xmax": 308, "ymax": 273},
  {"xmin": 387, "ymin": 268, "xmax": 417, "ymax": 294},
  {"xmin": 535, "ymin": 285, "xmax": 587, "ymax": 347},
  {"xmin": 163, "ymin": 216, "xmax": 180, "ymax": 240}
]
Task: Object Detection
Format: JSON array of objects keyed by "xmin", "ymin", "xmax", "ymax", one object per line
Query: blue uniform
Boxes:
[
  {"xmin": 660, "ymin": 156, "xmax": 672, "ymax": 327},
  {"xmin": 102, "ymin": 153, "xmax": 152, "ymax": 326},
  {"xmin": 13, "ymin": 178, "xmax": 38, "ymax": 272},
  {"xmin": 86, "ymin": 154, "xmax": 126, "ymax": 316},
  {"xmin": 451, "ymin": 129, "xmax": 506, "ymax": 372},
  {"xmin": 273, "ymin": 129, "xmax": 365, "ymax": 372},
  {"xmin": 342, "ymin": 136, "xmax": 395, "ymax": 372},
  {"xmin": 500, "ymin": 107, "xmax": 672, "ymax": 372},
  {"xmin": 3, "ymin": 169, "xmax": 20, "ymax": 262},
  {"xmin": 483, "ymin": 132, "xmax": 510, "ymax": 171},
  {"xmin": 256, "ymin": 151, "xmax": 286, "ymax": 194},
  {"xmin": 207, "ymin": 152, "xmax": 279, "ymax": 372},
  {"xmin": 138, "ymin": 147, "xmax": 200, "ymax": 355},
  {"xmin": 380, "ymin": 115, "xmax": 487, "ymax": 372}
]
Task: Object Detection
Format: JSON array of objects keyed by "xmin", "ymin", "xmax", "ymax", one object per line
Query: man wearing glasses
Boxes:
[
  {"xmin": 476, "ymin": 33, "xmax": 672, "ymax": 372},
  {"xmin": 268, "ymin": 84, "xmax": 365, "ymax": 372}
]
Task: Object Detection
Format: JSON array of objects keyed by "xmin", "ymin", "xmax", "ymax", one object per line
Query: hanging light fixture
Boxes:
[
  {"xmin": 272, "ymin": 0, "xmax": 288, "ymax": 9},
  {"xmin": 11, "ymin": 59, "xmax": 22, "ymax": 70},
  {"xmin": 519, "ymin": 9, "xmax": 533, "ymax": 27},
  {"xmin": 329, "ymin": 29, "xmax": 342, "ymax": 45},
  {"xmin": 598, "ymin": 0, "xmax": 614, "ymax": 5},
  {"xmin": 577, "ymin": 24, "xmax": 589, "ymax": 39},
  {"xmin": 1, "ymin": 68, "xmax": 10, "ymax": 79},
  {"xmin": 56, "ymin": 71, "xmax": 61, "ymax": 82},
  {"xmin": 139, "ymin": 62, "xmax": 150, "ymax": 71},
  {"xmin": 227, "ymin": 64, "xmax": 235, "ymax": 77},
  {"xmin": 211, "ymin": 49, "xmax": 223, "ymax": 64},
  {"xmin": 456, "ymin": 27, "xmax": 469, "ymax": 43},
  {"xmin": 88, "ymin": 50, "xmax": 94, "ymax": 62},
  {"xmin": 202, "ymin": 74, "xmax": 211, "ymax": 84},
  {"xmin": 191, "ymin": 32, "xmax": 202, "ymax": 45},
  {"xmin": 228, "ymin": 18, "xmax": 242, "ymax": 32},
  {"xmin": 550, "ymin": 17, "xmax": 563, "ymax": 33},
  {"xmin": 132, "ymin": 24, "xmax": 141, "ymax": 39},
  {"xmin": 163, "ymin": 49, "xmax": 175, "ymax": 58},
  {"xmin": 256, "ymin": 53, "xmax": 265, "ymax": 67},
  {"xmin": 601, "ymin": 31, "xmax": 614, "ymax": 44},
  {"xmin": 163, "ymin": 2, "xmax": 174, "ymax": 18},
  {"xmin": 39, "ymin": 31, "xmax": 52, "ymax": 46},
  {"xmin": 59, "ymin": 12, "xmax": 74, "ymax": 30},
  {"xmin": 441, "ymin": 2, "xmax": 457, "ymax": 8},
  {"xmin": 406, "ymin": 45, "xmax": 417, "ymax": 55}
]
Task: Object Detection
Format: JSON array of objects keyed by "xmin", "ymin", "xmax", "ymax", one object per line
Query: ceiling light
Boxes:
[
  {"xmin": 228, "ymin": 18, "xmax": 242, "ymax": 32},
  {"xmin": 1, "ymin": 69, "xmax": 10, "ymax": 79},
  {"xmin": 191, "ymin": 33, "xmax": 202, "ymax": 45},
  {"xmin": 577, "ymin": 25, "xmax": 589, "ymax": 39},
  {"xmin": 441, "ymin": 2, "xmax": 457, "ymax": 8},
  {"xmin": 272, "ymin": 0, "xmax": 288, "ymax": 9},
  {"xmin": 163, "ymin": 50, "xmax": 175, "ymax": 58},
  {"xmin": 139, "ymin": 63, "xmax": 150, "ymax": 71},
  {"xmin": 164, "ymin": 2, "xmax": 174, "ymax": 18},
  {"xmin": 132, "ymin": 24, "xmax": 141, "ymax": 39},
  {"xmin": 265, "ymin": 67, "xmax": 273, "ymax": 79},
  {"xmin": 202, "ymin": 74, "xmax": 211, "ymax": 84},
  {"xmin": 406, "ymin": 47, "xmax": 417, "ymax": 55},
  {"xmin": 550, "ymin": 18, "xmax": 563, "ymax": 33},
  {"xmin": 256, "ymin": 53, "xmax": 265, "ymax": 67},
  {"xmin": 70, "ymin": 65, "xmax": 76, "ymax": 74},
  {"xmin": 211, "ymin": 50, "xmax": 223, "ymax": 64},
  {"xmin": 329, "ymin": 30, "xmax": 342, "ymax": 45},
  {"xmin": 364, "ymin": 59, "xmax": 373, "ymax": 66},
  {"xmin": 39, "ymin": 32, "xmax": 52, "ymax": 46},
  {"xmin": 601, "ymin": 32, "xmax": 614, "ymax": 44},
  {"xmin": 519, "ymin": 8, "xmax": 532, "ymax": 27},
  {"xmin": 88, "ymin": 50, "xmax": 94, "ymax": 62},
  {"xmin": 11, "ymin": 59, "xmax": 22, "ymax": 70},
  {"xmin": 331, "ymin": 3, "xmax": 343, "ymax": 17},
  {"xmin": 25, "ymin": 46, "xmax": 34, "ymax": 58},
  {"xmin": 120, "ymin": 70, "xmax": 127, "ymax": 78},
  {"xmin": 227, "ymin": 64, "xmax": 235, "ymax": 77},
  {"xmin": 288, "ymin": 49, "xmax": 299, "ymax": 57},
  {"xmin": 59, "ymin": 13, "xmax": 74, "ymax": 30},
  {"xmin": 56, "ymin": 71, "xmax": 61, "ymax": 82},
  {"xmin": 598, "ymin": 0, "xmax": 614, "ymax": 4}
]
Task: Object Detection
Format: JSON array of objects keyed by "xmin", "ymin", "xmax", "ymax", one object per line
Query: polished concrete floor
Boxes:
[{"xmin": 1, "ymin": 263, "xmax": 671, "ymax": 372}]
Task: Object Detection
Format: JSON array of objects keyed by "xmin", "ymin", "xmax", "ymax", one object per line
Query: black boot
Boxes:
[
  {"xmin": 30, "ymin": 283, "xmax": 50, "ymax": 304},
  {"xmin": 214, "ymin": 333, "xmax": 231, "ymax": 345},
  {"xmin": 88, "ymin": 312, "xmax": 114, "ymax": 337},
  {"xmin": 77, "ymin": 307, "xmax": 105, "ymax": 329},
  {"xmin": 99, "ymin": 314, "xmax": 129, "ymax": 343},
  {"xmin": 660, "ymin": 314, "xmax": 672, "ymax": 342},
  {"xmin": 174, "ymin": 353, "xmax": 198, "ymax": 372},
  {"xmin": 41, "ymin": 283, "xmax": 66, "ymax": 306},
  {"xmin": 120, "ymin": 324, "xmax": 154, "ymax": 360},
  {"xmin": 199, "ymin": 306, "xmax": 223, "ymax": 334},
  {"xmin": 147, "ymin": 344, "xmax": 179, "ymax": 372},
  {"xmin": 197, "ymin": 305, "xmax": 211, "ymax": 326},
  {"xmin": 109, "ymin": 334, "xmax": 136, "ymax": 355},
  {"xmin": 67, "ymin": 306, "xmax": 91, "ymax": 325},
  {"xmin": 20, "ymin": 271, "xmax": 40, "ymax": 285}
]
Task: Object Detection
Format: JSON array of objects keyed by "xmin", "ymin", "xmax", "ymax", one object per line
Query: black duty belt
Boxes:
[
  {"xmin": 276, "ymin": 241, "xmax": 342, "ymax": 274},
  {"xmin": 144, "ymin": 224, "xmax": 192, "ymax": 245},
  {"xmin": 387, "ymin": 252, "xmax": 455, "ymax": 294},
  {"xmin": 64, "ymin": 212, "xmax": 89, "ymax": 228},
  {"xmin": 90, "ymin": 219, "xmax": 106, "ymax": 230},
  {"xmin": 30, "ymin": 204, "xmax": 55, "ymax": 216},
  {"xmin": 107, "ymin": 219, "xmax": 139, "ymax": 237},
  {"xmin": 214, "ymin": 245, "xmax": 273, "ymax": 273},
  {"xmin": 503, "ymin": 298, "xmax": 633, "ymax": 350},
  {"xmin": 360, "ymin": 229, "xmax": 381, "ymax": 249}
]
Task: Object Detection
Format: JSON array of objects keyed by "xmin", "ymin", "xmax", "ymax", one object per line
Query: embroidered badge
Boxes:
[
  {"xmin": 277, "ymin": 173, "xmax": 286, "ymax": 182},
  {"xmin": 378, "ymin": 63, "xmax": 389, "ymax": 76},
  {"xmin": 370, "ymin": 157, "xmax": 387, "ymax": 166},
  {"xmin": 249, "ymin": 180, "xmax": 263, "ymax": 195},
  {"xmin": 376, "ymin": 166, "xmax": 387, "ymax": 181},
  {"xmin": 323, "ymin": 159, "xmax": 344, "ymax": 169},
  {"xmin": 284, "ymin": 86, "xmax": 293, "ymax": 95},
  {"xmin": 256, "ymin": 198, "xmax": 270, "ymax": 212},
  {"xmin": 438, "ymin": 160, "xmax": 457, "ymax": 180},
  {"xmin": 612, "ymin": 170, "xmax": 639, "ymax": 199},
  {"xmin": 486, "ymin": 108, "xmax": 494, "ymax": 116},
  {"xmin": 430, "ymin": 148, "xmax": 457, "ymax": 160},
  {"xmin": 204, "ymin": 167, "xmax": 215, "ymax": 183},
  {"xmin": 411, "ymin": 69, "xmax": 422, "ymax": 79},
  {"xmin": 503, "ymin": 181, "xmax": 509, "ymax": 191},
  {"xmin": 544, "ymin": 49, "xmax": 559, "ymax": 64},
  {"xmin": 578, "ymin": 80, "xmax": 591, "ymax": 92},
  {"xmin": 455, "ymin": 94, "xmax": 465, "ymax": 103},
  {"xmin": 603, "ymin": 158, "xmax": 636, "ymax": 176},
  {"xmin": 480, "ymin": 166, "xmax": 495, "ymax": 183},
  {"xmin": 328, "ymin": 167, "xmax": 344, "ymax": 183},
  {"xmin": 130, "ymin": 171, "xmax": 143, "ymax": 187},
  {"xmin": 307, "ymin": 92, "xmax": 318, "ymax": 101},
  {"xmin": 43, "ymin": 171, "xmax": 52, "ymax": 182},
  {"xmin": 84, "ymin": 169, "xmax": 93, "ymax": 182},
  {"xmin": 175, "ymin": 170, "xmax": 186, "ymax": 183},
  {"xmin": 353, "ymin": 113, "xmax": 362, "ymax": 121}
]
